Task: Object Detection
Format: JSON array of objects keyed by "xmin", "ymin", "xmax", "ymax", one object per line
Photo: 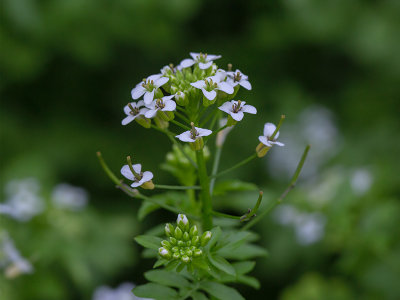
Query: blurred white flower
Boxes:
[
  {"xmin": 216, "ymin": 118, "xmax": 234, "ymax": 147},
  {"xmin": 180, "ymin": 52, "xmax": 221, "ymax": 70},
  {"xmin": 218, "ymin": 100, "xmax": 257, "ymax": 122},
  {"xmin": 0, "ymin": 232, "xmax": 33, "ymax": 278},
  {"xmin": 0, "ymin": 178, "xmax": 44, "ymax": 222},
  {"xmin": 351, "ymin": 168, "xmax": 373, "ymax": 196},
  {"xmin": 121, "ymin": 164, "xmax": 153, "ymax": 188},
  {"xmin": 51, "ymin": 183, "xmax": 89, "ymax": 211},
  {"xmin": 92, "ymin": 282, "xmax": 152, "ymax": 300},
  {"xmin": 259, "ymin": 123, "xmax": 284, "ymax": 147},
  {"xmin": 274, "ymin": 205, "xmax": 326, "ymax": 246}
]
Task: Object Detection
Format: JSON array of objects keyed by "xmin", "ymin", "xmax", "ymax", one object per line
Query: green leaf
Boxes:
[
  {"xmin": 165, "ymin": 260, "xmax": 180, "ymax": 271},
  {"xmin": 208, "ymin": 254, "xmax": 236, "ymax": 276},
  {"xmin": 153, "ymin": 258, "xmax": 168, "ymax": 268},
  {"xmin": 213, "ymin": 180, "xmax": 257, "ymax": 196},
  {"xmin": 218, "ymin": 244, "xmax": 268, "ymax": 260},
  {"xmin": 200, "ymin": 281, "xmax": 245, "ymax": 300},
  {"xmin": 145, "ymin": 270, "xmax": 191, "ymax": 288},
  {"xmin": 192, "ymin": 291, "xmax": 209, "ymax": 300},
  {"xmin": 238, "ymin": 275, "xmax": 260, "ymax": 289},
  {"xmin": 215, "ymin": 231, "xmax": 252, "ymax": 251},
  {"xmin": 142, "ymin": 248, "xmax": 157, "ymax": 258},
  {"xmin": 232, "ymin": 261, "xmax": 256, "ymax": 275},
  {"xmin": 133, "ymin": 283, "xmax": 178, "ymax": 300},
  {"xmin": 138, "ymin": 201, "xmax": 160, "ymax": 221},
  {"xmin": 134, "ymin": 235, "xmax": 163, "ymax": 250},
  {"xmin": 205, "ymin": 226, "xmax": 221, "ymax": 250}
]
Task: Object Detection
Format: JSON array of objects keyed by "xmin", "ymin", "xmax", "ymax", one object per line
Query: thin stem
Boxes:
[
  {"xmin": 175, "ymin": 111, "xmax": 191, "ymax": 124},
  {"xmin": 212, "ymin": 153, "xmax": 257, "ymax": 178},
  {"xmin": 209, "ymin": 146, "xmax": 222, "ymax": 194},
  {"xmin": 271, "ymin": 115, "xmax": 286, "ymax": 139},
  {"xmin": 211, "ymin": 211, "xmax": 241, "ymax": 220},
  {"xmin": 170, "ymin": 119, "xmax": 191, "ymax": 130},
  {"xmin": 241, "ymin": 145, "xmax": 311, "ymax": 231},
  {"xmin": 196, "ymin": 149, "xmax": 213, "ymax": 230},
  {"xmin": 240, "ymin": 191, "xmax": 263, "ymax": 222},
  {"xmin": 154, "ymin": 184, "xmax": 201, "ymax": 190}
]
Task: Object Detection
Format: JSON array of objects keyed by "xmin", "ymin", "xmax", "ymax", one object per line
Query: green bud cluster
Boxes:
[{"xmin": 158, "ymin": 214, "xmax": 212, "ymax": 264}]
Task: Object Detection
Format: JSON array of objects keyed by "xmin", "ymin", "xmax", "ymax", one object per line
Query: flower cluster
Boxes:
[{"xmin": 158, "ymin": 214, "xmax": 212, "ymax": 264}]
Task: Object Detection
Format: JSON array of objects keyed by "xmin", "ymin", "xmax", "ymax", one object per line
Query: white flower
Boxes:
[
  {"xmin": 51, "ymin": 183, "xmax": 88, "ymax": 211},
  {"xmin": 218, "ymin": 100, "xmax": 257, "ymax": 121},
  {"xmin": 131, "ymin": 74, "xmax": 169, "ymax": 105},
  {"xmin": 0, "ymin": 178, "xmax": 44, "ymax": 222},
  {"xmin": 0, "ymin": 233, "xmax": 33, "ymax": 278},
  {"xmin": 121, "ymin": 164, "xmax": 153, "ymax": 188},
  {"xmin": 176, "ymin": 126, "xmax": 212, "ymax": 142},
  {"xmin": 259, "ymin": 123, "xmax": 284, "ymax": 147},
  {"xmin": 180, "ymin": 52, "xmax": 221, "ymax": 70},
  {"xmin": 226, "ymin": 69, "xmax": 252, "ymax": 90},
  {"xmin": 122, "ymin": 101, "xmax": 148, "ymax": 125},
  {"xmin": 190, "ymin": 76, "xmax": 234, "ymax": 101},
  {"xmin": 144, "ymin": 95, "xmax": 176, "ymax": 118}
]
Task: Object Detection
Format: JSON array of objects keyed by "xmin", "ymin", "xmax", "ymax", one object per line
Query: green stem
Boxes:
[
  {"xmin": 241, "ymin": 145, "xmax": 311, "ymax": 231},
  {"xmin": 175, "ymin": 111, "xmax": 191, "ymax": 124},
  {"xmin": 271, "ymin": 115, "xmax": 286, "ymax": 139},
  {"xmin": 209, "ymin": 146, "xmax": 222, "ymax": 194},
  {"xmin": 212, "ymin": 153, "xmax": 257, "ymax": 178},
  {"xmin": 196, "ymin": 149, "xmax": 213, "ymax": 230},
  {"xmin": 170, "ymin": 119, "xmax": 191, "ymax": 130},
  {"xmin": 211, "ymin": 211, "xmax": 241, "ymax": 220},
  {"xmin": 154, "ymin": 184, "xmax": 201, "ymax": 190},
  {"xmin": 200, "ymin": 109, "xmax": 218, "ymax": 127}
]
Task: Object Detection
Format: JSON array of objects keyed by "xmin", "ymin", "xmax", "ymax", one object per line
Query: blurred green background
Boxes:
[{"xmin": 1, "ymin": 0, "xmax": 399, "ymax": 299}]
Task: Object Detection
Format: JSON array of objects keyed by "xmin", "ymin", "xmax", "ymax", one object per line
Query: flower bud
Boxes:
[
  {"xmin": 185, "ymin": 249, "xmax": 193, "ymax": 257},
  {"xmin": 201, "ymin": 231, "xmax": 212, "ymax": 247},
  {"xmin": 256, "ymin": 142, "xmax": 270, "ymax": 158},
  {"xmin": 169, "ymin": 237, "xmax": 177, "ymax": 245},
  {"xmin": 172, "ymin": 246, "xmax": 179, "ymax": 253},
  {"xmin": 177, "ymin": 240, "xmax": 185, "ymax": 247},
  {"xmin": 174, "ymin": 227, "xmax": 183, "ymax": 239},
  {"xmin": 183, "ymin": 232, "xmax": 190, "ymax": 241},
  {"xmin": 161, "ymin": 240, "xmax": 172, "ymax": 249},
  {"xmin": 189, "ymin": 225, "xmax": 198, "ymax": 237},
  {"xmin": 175, "ymin": 91, "xmax": 188, "ymax": 106},
  {"xmin": 191, "ymin": 236, "xmax": 200, "ymax": 246},
  {"xmin": 140, "ymin": 180, "xmax": 155, "ymax": 190},
  {"xmin": 158, "ymin": 247, "xmax": 171, "ymax": 259},
  {"xmin": 193, "ymin": 249, "xmax": 203, "ymax": 257},
  {"xmin": 181, "ymin": 255, "xmax": 190, "ymax": 263},
  {"xmin": 189, "ymin": 137, "xmax": 204, "ymax": 151},
  {"xmin": 177, "ymin": 214, "xmax": 189, "ymax": 231},
  {"xmin": 172, "ymin": 252, "xmax": 181, "ymax": 259},
  {"xmin": 165, "ymin": 223, "xmax": 174, "ymax": 237},
  {"xmin": 186, "ymin": 241, "xmax": 192, "ymax": 246},
  {"xmin": 135, "ymin": 116, "xmax": 151, "ymax": 129}
]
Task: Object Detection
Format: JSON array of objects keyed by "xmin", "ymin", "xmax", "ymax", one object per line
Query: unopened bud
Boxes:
[
  {"xmin": 189, "ymin": 137, "xmax": 204, "ymax": 151},
  {"xmin": 172, "ymin": 246, "xmax": 179, "ymax": 253},
  {"xmin": 185, "ymin": 249, "xmax": 193, "ymax": 257},
  {"xmin": 174, "ymin": 227, "xmax": 183, "ymax": 239},
  {"xmin": 169, "ymin": 237, "xmax": 177, "ymax": 245},
  {"xmin": 191, "ymin": 236, "xmax": 200, "ymax": 246},
  {"xmin": 177, "ymin": 214, "xmax": 189, "ymax": 231},
  {"xmin": 161, "ymin": 240, "xmax": 172, "ymax": 249},
  {"xmin": 193, "ymin": 249, "xmax": 203, "ymax": 257},
  {"xmin": 181, "ymin": 255, "xmax": 190, "ymax": 263},
  {"xmin": 175, "ymin": 91, "xmax": 188, "ymax": 106},
  {"xmin": 158, "ymin": 247, "xmax": 171, "ymax": 259},
  {"xmin": 177, "ymin": 240, "xmax": 185, "ymax": 247},
  {"xmin": 165, "ymin": 223, "xmax": 174, "ymax": 237},
  {"xmin": 183, "ymin": 232, "xmax": 190, "ymax": 241},
  {"xmin": 201, "ymin": 231, "xmax": 212, "ymax": 246},
  {"xmin": 172, "ymin": 252, "xmax": 181, "ymax": 259},
  {"xmin": 189, "ymin": 225, "xmax": 198, "ymax": 237}
]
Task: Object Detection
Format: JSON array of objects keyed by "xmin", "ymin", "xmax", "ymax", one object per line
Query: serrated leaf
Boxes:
[
  {"xmin": 218, "ymin": 244, "xmax": 268, "ymax": 260},
  {"xmin": 208, "ymin": 254, "xmax": 236, "ymax": 276},
  {"xmin": 213, "ymin": 180, "xmax": 258, "ymax": 196},
  {"xmin": 238, "ymin": 275, "xmax": 260, "ymax": 289},
  {"xmin": 192, "ymin": 291, "xmax": 209, "ymax": 300},
  {"xmin": 232, "ymin": 261, "xmax": 256, "ymax": 275},
  {"xmin": 138, "ymin": 201, "xmax": 160, "ymax": 221},
  {"xmin": 133, "ymin": 283, "xmax": 178, "ymax": 300},
  {"xmin": 134, "ymin": 235, "xmax": 163, "ymax": 250},
  {"xmin": 200, "ymin": 281, "xmax": 245, "ymax": 300},
  {"xmin": 145, "ymin": 270, "xmax": 191, "ymax": 288}
]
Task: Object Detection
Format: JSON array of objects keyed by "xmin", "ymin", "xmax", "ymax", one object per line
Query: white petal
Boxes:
[
  {"xmin": 230, "ymin": 111, "xmax": 244, "ymax": 121},
  {"xmin": 176, "ymin": 131, "xmax": 195, "ymax": 142},
  {"xmin": 133, "ymin": 164, "xmax": 142, "ymax": 174},
  {"xmin": 122, "ymin": 115, "xmax": 134, "ymax": 125},
  {"xmin": 130, "ymin": 181, "xmax": 141, "ymax": 188},
  {"xmin": 131, "ymin": 85, "xmax": 146, "ymax": 99},
  {"xmin": 144, "ymin": 109, "xmax": 158, "ymax": 118},
  {"xmin": 206, "ymin": 54, "xmax": 222, "ymax": 61},
  {"xmin": 218, "ymin": 82, "xmax": 234, "ymax": 94},
  {"xmin": 218, "ymin": 102, "xmax": 233, "ymax": 114},
  {"xmin": 121, "ymin": 165, "xmax": 135, "ymax": 180},
  {"xmin": 180, "ymin": 58, "xmax": 195, "ymax": 68},
  {"xmin": 270, "ymin": 141, "xmax": 284, "ymax": 146},
  {"xmin": 199, "ymin": 61, "xmax": 213, "ymax": 69},
  {"xmin": 155, "ymin": 76, "xmax": 169, "ymax": 87},
  {"xmin": 123, "ymin": 104, "xmax": 132, "ymax": 115},
  {"xmin": 139, "ymin": 107, "xmax": 149, "ymax": 114},
  {"xmin": 162, "ymin": 100, "xmax": 176, "ymax": 111},
  {"xmin": 196, "ymin": 127, "xmax": 212, "ymax": 137},
  {"xmin": 137, "ymin": 100, "xmax": 145, "ymax": 107},
  {"xmin": 147, "ymin": 74, "xmax": 162, "ymax": 81},
  {"xmin": 141, "ymin": 171, "xmax": 153, "ymax": 183},
  {"xmin": 202, "ymin": 89, "xmax": 217, "ymax": 100},
  {"xmin": 258, "ymin": 136, "xmax": 272, "ymax": 147},
  {"xmin": 239, "ymin": 80, "xmax": 252, "ymax": 90},
  {"xmin": 263, "ymin": 123, "xmax": 277, "ymax": 137},
  {"xmin": 190, "ymin": 80, "xmax": 206, "ymax": 89},
  {"xmin": 242, "ymin": 104, "xmax": 257, "ymax": 114},
  {"xmin": 144, "ymin": 90, "xmax": 155, "ymax": 105},
  {"xmin": 189, "ymin": 52, "xmax": 200, "ymax": 60},
  {"xmin": 162, "ymin": 95, "xmax": 175, "ymax": 101}
]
